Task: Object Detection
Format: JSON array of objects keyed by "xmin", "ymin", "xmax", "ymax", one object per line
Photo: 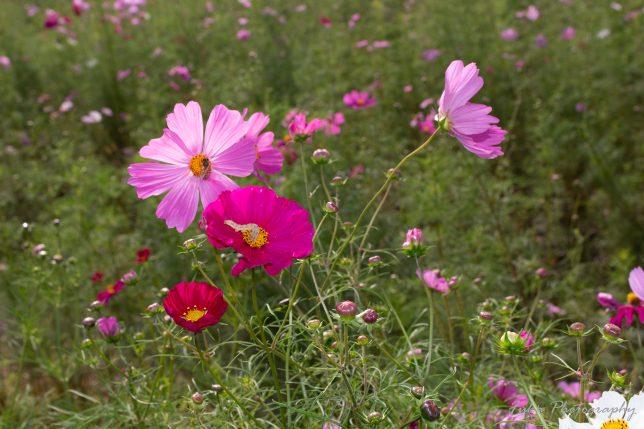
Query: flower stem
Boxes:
[{"xmin": 513, "ymin": 358, "xmax": 549, "ymax": 429}]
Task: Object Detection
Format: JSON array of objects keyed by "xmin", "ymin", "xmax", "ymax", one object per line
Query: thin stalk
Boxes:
[
  {"xmin": 513, "ymin": 358, "xmax": 549, "ymax": 429},
  {"xmin": 576, "ymin": 337, "xmax": 584, "ymax": 421}
]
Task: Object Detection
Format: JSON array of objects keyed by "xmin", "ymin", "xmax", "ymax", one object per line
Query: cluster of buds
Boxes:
[{"xmin": 401, "ymin": 228, "xmax": 426, "ymax": 257}]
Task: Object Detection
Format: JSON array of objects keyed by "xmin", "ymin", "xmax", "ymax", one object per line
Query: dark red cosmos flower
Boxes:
[
  {"xmin": 163, "ymin": 282, "xmax": 228, "ymax": 333},
  {"xmin": 136, "ymin": 248, "xmax": 151, "ymax": 263},
  {"xmin": 97, "ymin": 280, "xmax": 124, "ymax": 304},
  {"xmin": 91, "ymin": 271, "xmax": 104, "ymax": 283}
]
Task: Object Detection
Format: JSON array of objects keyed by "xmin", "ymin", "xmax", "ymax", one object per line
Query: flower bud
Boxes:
[
  {"xmin": 366, "ymin": 411, "xmax": 383, "ymax": 424},
  {"xmin": 183, "ymin": 238, "xmax": 198, "ymax": 250},
  {"xmin": 159, "ymin": 287, "xmax": 169, "ymax": 296},
  {"xmin": 52, "ymin": 218, "xmax": 61, "ymax": 226},
  {"xmin": 324, "ymin": 201, "xmax": 339, "ymax": 213},
  {"xmin": 603, "ymin": 323, "xmax": 621, "ymax": 338},
  {"xmin": 367, "ymin": 255, "xmax": 381, "ymax": 265},
  {"xmin": 147, "ymin": 302, "xmax": 160, "ymax": 312},
  {"xmin": 335, "ymin": 300, "xmax": 358, "ymax": 319},
  {"xmin": 361, "ymin": 309, "xmax": 378, "ymax": 324},
  {"xmin": 211, "ymin": 383, "xmax": 223, "ymax": 393},
  {"xmin": 410, "ymin": 386, "xmax": 424, "ymax": 399},
  {"xmin": 191, "ymin": 392, "xmax": 204, "ymax": 404},
  {"xmin": 89, "ymin": 300, "xmax": 103, "ymax": 310},
  {"xmin": 356, "ymin": 335, "xmax": 369, "ymax": 346},
  {"xmin": 402, "ymin": 228, "xmax": 426, "ymax": 257},
  {"xmin": 331, "ymin": 175, "xmax": 346, "ymax": 186},
  {"xmin": 311, "ymin": 148, "xmax": 330, "ymax": 164},
  {"xmin": 82, "ymin": 317, "xmax": 96, "ymax": 328},
  {"xmin": 568, "ymin": 322, "xmax": 586, "ymax": 336},
  {"xmin": 420, "ymin": 400, "xmax": 440, "ymax": 421},
  {"xmin": 479, "ymin": 311, "xmax": 493, "ymax": 321},
  {"xmin": 81, "ymin": 338, "xmax": 93, "ymax": 349},
  {"xmin": 52, "ymin": 253, "xmax": 64, "ymax": 263},
  {"xmin": 406, "ymin": 348, "xmax": 424, "ymax": 361},
  {"xmin": 307, "ymin": 319, "xmax": 321, "ymax": 330},
  {"xmin": 535, "ymin": 267, "xmax": 550, "ymax": 278},
  {"xmin": 541, "ymin": 337, "xmax": 556, "ymax": 349},
  {"xmin": 499, "ymin": 331, "xmax": 530, "ymax": 355}
]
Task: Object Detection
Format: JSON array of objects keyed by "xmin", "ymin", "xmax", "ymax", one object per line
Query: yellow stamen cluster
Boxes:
[
  {"xmin": 243, "ymin": 227, "xmax": 268, "ymax": 248},
  {"xmin": 182, "ymin": 305, "xmax": 207, "ymax": 322},
  {"xmin": 356, "ymin": 99, "xmax": 365, "ymax": 105},
  {"xmin": 107, "ymin": 285, "xmax": 115, "ymax": 294},
  {"xmin": 601, "ymin": 419, "xmax": 630, "ymax": 429},
  {"xmin": 189, "ymin": 154, "xmax": 212, "ymax": 179},
  {"xmin": 627, "ymin": 292, "xmax": 640, "ymax": 306}
]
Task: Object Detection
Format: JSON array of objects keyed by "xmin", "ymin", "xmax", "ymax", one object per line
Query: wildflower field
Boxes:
[{"xmin": 1, "ymin": 1, "xmax": 644, "ymax": 428}]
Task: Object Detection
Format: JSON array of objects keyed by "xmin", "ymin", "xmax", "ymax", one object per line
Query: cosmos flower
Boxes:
[
  {"xmin": 168, "ymin": 65, "xmax": 191, "ymax": 81},
  {"xmin": 343, "ymin": 90, "xmax": 377, "ymax": 109},
  {"xmin": 561, "ymin": 26, "xmax": 576, "ymax": 40},
  {"xmin": 96, "ymin": 316, "xmax": 120, "ymax": 337},
  {"xmin": 0, "ymin": 56, "xmax": 10, "ymax": 70},
  {"xmin": 489, "ymin": 378, "xmax": 529, "ymax": 408},
  {"xmin": 97, "ymin": 280, "xmax": 124, "ymax": 304},
  {"xmin": 535, "ymin": 33, "xmax": 548, "ymax": 48},
  {"xmin": 136, "ymin": 247, "xmax": 151, "ymax": 263},
  {"xmin": 501, "ymin": 28, "xmax": 519, "ymax": 41},
  {"xmin": 287, "ymin": 113, "xmax": 324, "ymax": 141},
  {"xmin": 435, "ymin": 60, "xmax": 506, "ymax": 159},
  {"xmin": 203, "ymin": 186, "xmax": 314, "ymax": 276},
  {"xmin": 128, "ymin": 101, "xmax": 254, "ymax": 232},
  {"xmin": 44, "ymin": 9, "xmax": 61, "ymax": 28},
  {"xmin": 597, "ymin": 267, "xmax": 644, "ymax": 328},
  {"xmin": 410, "ymin": 112, "xmax": 437, "ymax": 135},
  {"xmin": 418, "ymin": 269, "xmax": 450, "ymax": 294},
  {"xmin": 163, "ymin": 281, "xmax": 228, "ymax": 333},
  {"xmin": 90, "ymin": 271, "xmax": 104, "ymax": 283},
  {"xmin": 322, "ymin": 112, "xmax": 345, "ymax": 135},
  {"xmin": 559, "ymin": 391, "xmax": 644, "ymax": 428},
  {"xmin": 242, "ymin": 110, "xmax": 283, "ymax": 180},
  {"xmin": 557, "ymin": 381, "xmax": 601, "ymax": 402},
  {"xmin": 422, "ymin": 48, "xmax": 441, "ymax": 61},
  {"xmin": 72, "ymin": 0, "xmax": 90, "ymax": 16},
  {"xmin": 236, "ymin": 29, "xmax": 251, "ymax": 41}
]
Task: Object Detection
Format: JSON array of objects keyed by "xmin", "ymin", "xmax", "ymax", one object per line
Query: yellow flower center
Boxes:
[
  {"xmin": 189, "ymin": 154, "xmax": 212, "ymax": 179},
  {"xmin": 224, "ymin": 220, "xmax": 269, "ymax": 248},
  {"xmin": 356, "ymin": 99, "xmax": 365, "ymax": 105},
  {"xmin": 601, "ymin": 420, "xmax": 629, "ymax": 429},
  {"xmin": 627, "ymin": 292, "xmax": 640, "ymax": 306},
  {"xmin": 182, "ymin": 305, "xmax": 207, "ymax": 322},
  {"xmin": 106, "ymin": 285, "xmax": 115, "ymax": 294},
  {"xmin": 283, "ymin": 134, "xmax": 292, "ymax": 142}
]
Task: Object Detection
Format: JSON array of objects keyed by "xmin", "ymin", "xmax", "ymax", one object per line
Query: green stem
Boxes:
[{"xmin": 513, "ymin": 358, "xmax": 549, "ymax": 429}]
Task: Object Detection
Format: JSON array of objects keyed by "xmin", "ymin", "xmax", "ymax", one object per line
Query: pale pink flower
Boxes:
[
  {"xmin": 323, "ymin": 112, "xmax": 345, "ymax": 135},
  {"xmin": 242, "ymin": 111, "xmax": 283, "ymax": 180},
  {"xmin": 355, "ymin": 39, "xmax": 369, "ymax": 48},
  {"xmin": 629, "ymin": 267, "xmax": 644, "ymax": 301},
  {"xmin": 26, "ymin": 4, "xmax": 39, "ymax": 17},
  {"xmin": 501, "ymin": 28, "xmax": 519, "ymax": 41},
  {"xmin": 81, "ymin": 111, "xmax": 102, "ymax": 124},
  {"xmin": 372, "ymin": 40, "xmax": 390, "ymax": 49},
  {"xmin": 116, "ymin": 69, "xmax": 131, "ymax": 81},
  {"xmin": 558, "ymin": 381, "xmax": 601, "ymax": 402},
  {"xmin": 168, "ymin": 65, "xmax": 191, "ymax": 81},
  {"xmin": 236, "ymin": 29, "xmax": 251, "ymax": 41},
  {"xmin": 422, "ymin": 48, "xmax": 441, "ymax": 61},
  {"xmin": 238, "ymin": 0, "xmax": 251, "ymax": 8},
  {"xmin": 0, "ymin": 56, "xmax": 10, "ymax": 70},
  {"xmin": 418, "ymin": 269, "xmax": 450, "ymax": 294},
  {"xmin": 436, "ymin": 60, "xmax": 506, "ymax": 159},
  {"xmin": 127, "ymin": 101, "xmax": 254, "ymax": 232},
  {"xmin": 535, "ymin": 33, "xmax": 548, "ymax": 48},
  {"xmin": 72, "ymin": 0, "xmax": 91, "ymax": 16}
]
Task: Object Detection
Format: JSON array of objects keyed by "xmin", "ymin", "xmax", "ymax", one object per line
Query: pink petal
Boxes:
[
  {"xmin": 629, "ymin": 267, "xmax": 644, "ymax": 301},
  {"xmin": 246, "ymin": 111, "xmax": 270, "ymax": 137},
  {"xmin": 155, "ymin": 176, "xmax": 200, "ymax": 232},
  {"xmin": 198, "ymin": 171, "xmax": 238, "ymax": 209},
  {"xmin": 128, "ymin": 162, "xmax": 189, "ymax": 198},
  {"xmin": 140, "ymin": 128, "xmax": 192, "ymax": 165},
  {"xmin": 203, "ymin": 104, "xmax": 251, "ymax": 159},
  {"xmin": 211, "ymin": 136, "xmax": 256, "ymax": 177},
  {"xmin": 165, "ymin": 101, "xmax": 204, "ymax": 155},
  {"xmin": 450, "ymin": 103, "xmax": 497, "ymax": 135},
  {"xmin": 454, "ymin": 126, "xmax": 506, "ymax": 159}
]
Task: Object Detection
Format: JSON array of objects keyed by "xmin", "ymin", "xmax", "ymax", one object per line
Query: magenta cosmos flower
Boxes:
[
  {"xmin": 489, "ymin": 378, "xmax": 529, "ymax": 408},
  {"xmin": 163, "ymin": 281, "xmax": 228, "ymax": 333},
  {"xmin": 96, "ymin": 316, "xmax": 120, "ymax": 337},
  {"xmin": 557, "ymin": 381, "xmax": 601, "ymax": 402},
  {"xmin": 203, "ymin": 186, "xmax": 314, "ymax": 276},
  {"xmin": 417, "ymin": 269, "xmax": 451, "ymax": 294},
  {"xmin": 128, "ymin": 101, "xmax": 255, "ymax": 232},
  {"xmin": 343, "ymin": 90, "xmax": 377, "ymax": 109},
  {"xmin": 97, "ymin": 280, "xmax": 124, "ymax": 304},
  {"xmin": 597, "ymin": 267, "xmax": 644, "ymax": 328},
  {"xmin": 287, "ymin": 113, "xmax": 324, "ymax": 142},
  {"xmin": 436, "ymin": 60, "xmax": 506, "ymax": 159},
  {"xmin": 243, "ymin": 111, "xmax": 283, "ymax": 180}
]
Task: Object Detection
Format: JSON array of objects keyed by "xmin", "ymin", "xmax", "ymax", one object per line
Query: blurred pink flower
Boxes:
[
  {"xmin": 410, "ymin": 112, "xmax": 437, "ymax": 135},
  {"xmin": 561, "ymin": 26, "xmax": 576, "ymax": 40},
  {"xmin": 287, "ymin": 113, "xmax": 324, "ymax": 141},
  {"xmin": 168, "ymin": 65, "xmax": 191, "ymax": 81},
  {"xmin": 323, "ymin": 112, "xmax": 345, "ymax": 135},
  {"xmin": 630, "ymin": 267, "xmax": 644, "ymax": 301},
  {"xmin": 519, "ymin": 330, "xmax": 534, "ymax": 350},
  {"xmin": 546, "ymin": 303, "xmax": 566, "ymax": 316},
  {"xmin": 238, "ymin": 0, "xmax": 251, "ymax": 8},
  {"xmin": 237, "ymin": 29, "xmax": 251, "ymax": 41},
  {"xmin": 116, "ymin": 69, "xmax": 131, "ymax": 81},
  {"xmin": 81, "ymin": 111, "xmax": 102, "ymax": 124},
  {"xmin": 501, "ymin": 28, "xmax": 519, "ymax": 41},
  {"xmin": 372, "ymin": 40, "xmax": 390, "ymax": 49},
  {"xmin": 418, "ymin": 269, "xmax": 451, "ymax": 294},
  {"xmin": 422, "ymin": 48, "xmax": 441, "ymax": 61},
  {"xmin": 343, "ymin": 90, "xmax": 377, "ymax": 109},
  {"xmin": 26, "ymin": 4, "xmax": 39, "ymax": 17},
  {"xmin": 517, "ymin": 5, "xmax": 539, "ymax": 21},
  {"xmin": 575, "ymin": 102, "xmax": 587, "ymax": 112},
  {"xmin": 355, "ymin": 39, "xmax": 369, "ymax": 48},
  {"xmin": 0, "ymin": 56, "xmax": 10, "ymax": 70},
  {"xmin": 535, "ymin": 33, "xmax": 548, "ymax": 48},
  {"xmin": 558, "ymin": 381, "xmax": 601, "ymax": 402},
  {"xmin": 72, "ymin": 0, "xmax": 90, "ymax": 16},
  {"xmin": 319, "ymin": 17, "xmax": 332, "ymax": 27},
  {"xmin": 348, "ymin": 13, "xmax": 360, "ymax": 28},
  {"xmin": 44, "ymin": 9, "xmax": 61, "ymax": 28},
  {"xmin": 489, "ymin": 378, "xmax": 529, "ymax": 408},
  {"xmin": 436, "ymin": 60, "xmax": 506, "ymax": 159}
]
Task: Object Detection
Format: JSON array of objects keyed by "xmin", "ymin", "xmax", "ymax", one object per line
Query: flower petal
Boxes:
[
  {"xmin": 198, "ymin": 171, "xmax": 238, "ymax": 210},
  {"xmin": 165, "ymin": 101, "xmax": 204, "ymax": 155},
  {"xmin": 211, "ymin": 135, "xmax": 257, "ymax": 177},
  {"xmin": 588, "ymin": 391, "xmax": 629, "ymax": 424},
  {"xmin": 629, "ymin": 267, "xmax": 644, "ymax": 301},
  {"xmin": 139, "ymin": 128, "xmax": 192, "ymax": 165},
  {"xmin": 203, "ymin": 104, "xmax": 251, "ymax": 160},
  {"xmin": 155, "ymin": 175, "xmax": 200, "ymax": 232},
  {"xmin": 128, "ymin": 162, "xmax": 189, "ymax": 199}
]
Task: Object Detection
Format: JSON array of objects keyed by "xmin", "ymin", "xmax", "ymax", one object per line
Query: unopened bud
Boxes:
[
  {"xmin": 420, "ymin": 400, "xmax": 440, "ymax": 421},
  {"xmin": 361, "ymin": 309, "xmax": 378, "ymax": 324},
  {"xmin": 356, "ymin": 335, "xmax": 369, "ymax": 346},
  {"xmin": 324, "ymin": 201, "xmax": 339, "ymax": 213},
  {"xmin": 568, "ymin": 322, "xmax": 586, "ymax": 336},
  {"xmin": 82, "ymin": 317, "xmax": 96, "ymax": 327},
  {"xmin": 366, "ymin": 411, "xmax": 383, "ymax": 424},
  {"xmin": 479, "ymin": 311, "xmax": 493, "ymax": 321},
  {"xmin": 311, "ymin": 148, "xmax": 330, "ymax": 164},
  {"xmin": 191, "ymin": 392, "xmax": 204, "ymax": 404},
  {"xmin": 367, "ymin": 255, "xmax": 381, "ymax": 265},
  {"xmin": 331, "ymin": 175, "xmax": 346, "ymax": 186},
  {"xmin": 410, "ymin": 386, "xmax": 424, "ymax": 399},
  {"xmin": 211, "ymin": 384, "xmax": 223, "ymax": 393},
  {"xmin": 603, "ymin": 323, "xmax": 621, "ymax": 338},
  {"xmin": 335, "ymin": 300, "xmax": 358, "ymax": 318},
  {"xmin": 183, "ymin": 238, "xmax": 198, "ymax": 250},
  {"xmin": 307, "ymin": 319, "xmax": 321, "ymax": 330},
  {"xmin": 147, "ymin": 302, "xmax": 160, "ymax": 312}
]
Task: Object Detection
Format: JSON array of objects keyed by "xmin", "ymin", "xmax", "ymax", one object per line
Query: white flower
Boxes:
[{"xmin": 559, "ymin": 391, "xmax": 644, "ymax": 428}]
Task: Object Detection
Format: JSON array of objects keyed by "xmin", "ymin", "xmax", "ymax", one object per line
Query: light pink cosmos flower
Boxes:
[
  {"xmin": 343, "ymin": 90, "xmax": 377, "ymax": 109},
  {"xmin": 26, "ymin": 4, "xmax": 39, "ymax": 17},
  {"xmin": 535, "ymin": 33, "xmax": 548, "ymax": 48},
  {"xmin": 436, "ymin": 60, "xmax": 506, "ymax": 159},
  {"xmin": 418, "ymin": 269, "xmax": 450, "ymax": 294},
  {"xmin": 410, "ymin": 112, "xmax": 437, "ymax": 135},
  {"xmin": 236, "ymin": 29, "xmax": 251, "ymax": 41},
  {"xmin": 630, "ymin": 267, "xmax": 644, "ymax": 300},
  {"xmin": 422, "ymin": 48, "xmax": 441, "ymax": 61},
  {"xmin": 355, "ymin": 39, "xmax": 369, "ymax": 48},
  {"xmin": 168, "ymin": 65, "xmax": 191, "ymax": 81},
  {"xmin": 489, "ymin": 378, "xmax": 529, "ymax": 408},
  {"xmin": 323, "ymin": 112, "xmax": 345, "ymax": 135},
  {"xmin": 558, "ymin": 381, "xmax": 601, "ymax": 402},
  {"xmin": 242, "ymin": 111, "xmax": 283, "ymax": 180},
  {"xmin": 128, "ymin": 101, "xmax": 254, "ymax": 232},
  {"xmin": 501, "ymin": 28, "xmax": 519, "ymax": 41},
  {"xmin": 561, "ymin": 26, "xmax": 576, "ymax": 40}
]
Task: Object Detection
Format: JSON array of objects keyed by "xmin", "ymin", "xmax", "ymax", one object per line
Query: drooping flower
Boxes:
[
  {"xmin": 136, "ymin": 247, "xmax": 150, "ymax": 263},
  {"xmin": 343, "ymin": 90, "xmax": 377, "ymax": 109},
  {"xmin": 96, "ymin": 316, "xmax": 120, "ymax": 337},
  {"xmin": 128, "ymin": 101, "xmax": 254, "ymax": 232},
  {"xmin": 163, "ymin": 281, "xmax": 228, "ymax": 333},
  {"xmin": 436, "ymin": 60, "xmax": 506, "ymax": 159},
  {"xmin": 242, "ymin": 111, "xmax": 283, "ymax": 180},
  {"xmin": 204, "ymin": 186, "xmax": 314, "ymax": 276},
  {"xmin": 489, "ymin": 378, "xmax": 529, "ymax": 408},
  {"xmin": 559, "ymin": 391, "xmax": 644, "ymax": 428},
  {"xmin": 557, "ymin": 381, "xmax": 601, "ymax": 402},
  {"xmin": 418, "ymin": 269, "xmax": 450, "ymax": 294},
  {"xmin": 97, "ymin": 280, "xmax": 125, "ymax": 304}
]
